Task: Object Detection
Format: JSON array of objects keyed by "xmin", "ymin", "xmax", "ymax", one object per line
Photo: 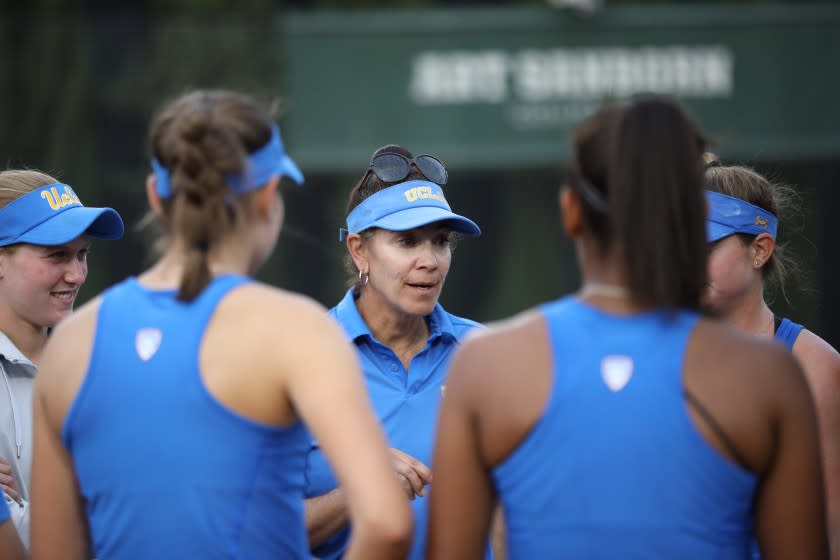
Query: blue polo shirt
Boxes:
[
  {"xmin": 0, "ymin": 498, "xmax": 9, "ymax": 523},
  {"xmin": 304, "ymin": 288, "xmax": 482, "ymax": 560}
]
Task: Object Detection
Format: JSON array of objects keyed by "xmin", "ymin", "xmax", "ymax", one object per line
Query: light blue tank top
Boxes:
[
  {"xmin": 61, "ymin": 275, "xmax": 310, "ymax": 559},
  {"xmin": 774, "ymin": 317, "xmax": 804, "ymax": 351},
  {"xmin": 492, "ymin": 297, "xmax": 757, "ymax": 559},
  {"xmin": 748, "ymin": 316, "xmax": 806, "ymax": 559}
]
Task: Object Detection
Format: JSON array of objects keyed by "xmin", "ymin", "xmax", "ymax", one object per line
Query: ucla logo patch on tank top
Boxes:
[
  {"xmin": 601, "ymin": 355, "xmax": 633, "ymax": 392},
  {"xmin": 135, "ymin": 328, "xmax": 163, "ymax": 361}
]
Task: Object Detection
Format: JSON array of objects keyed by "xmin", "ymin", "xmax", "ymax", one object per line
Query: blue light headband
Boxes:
[
  {"xmin": 151, "ymin": 124, "xmax": 304, "ymax": 199},
  {"xmin": 0, "ymin": 183, "xmax": 124, "ymax": 247},
  {"xmin": 706, "ymin": 190, "xmax": 778, "ymax": 243},
  {"xmin": 338, "ymin": 180, "xmax": 481, "ymax": 242}
]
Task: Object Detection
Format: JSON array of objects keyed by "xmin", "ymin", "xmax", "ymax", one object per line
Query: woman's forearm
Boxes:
[{"xmin": 305, "ymin": 488, "xmax": 349, "ymax": 548}]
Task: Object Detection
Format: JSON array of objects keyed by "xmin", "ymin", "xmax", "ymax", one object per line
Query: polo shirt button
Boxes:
[{"xmin": 391, "ymin": 363, "xmax": 399, "ymax": 371}]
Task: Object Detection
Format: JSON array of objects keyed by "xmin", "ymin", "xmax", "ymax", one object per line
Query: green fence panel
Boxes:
[{"xmin": 281, "ymin": 5, "xmax": 840, "ymax": 171}]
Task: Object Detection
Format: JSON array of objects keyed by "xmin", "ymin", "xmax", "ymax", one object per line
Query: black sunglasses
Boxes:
[{"xmin": 368, "ymin": 153, "xmax": 448, "ymax": 185}]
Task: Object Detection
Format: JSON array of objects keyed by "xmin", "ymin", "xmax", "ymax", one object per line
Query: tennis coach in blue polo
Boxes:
[{"xmin": 303, "ymin": 145, "xmax": 487, "ymax": 560}]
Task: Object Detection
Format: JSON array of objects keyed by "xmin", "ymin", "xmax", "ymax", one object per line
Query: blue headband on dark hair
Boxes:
[
  {"xmin": 0, "ymin": 183, "xmax": 124, "ymax": 247},
  {"xmin": 706, "ymin": 190, "xmax": 778, "ymax": 243},
  {"xmin": 151, "ymin": 124, "xmax": 304, "ymax": 199},
  {"xmin": 338, "ymin": 180, "xmax": 480, "ymax": 242}
]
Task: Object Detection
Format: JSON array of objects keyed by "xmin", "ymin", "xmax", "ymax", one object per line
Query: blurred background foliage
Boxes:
[{"xmin": 0, "ymin": 0, "xmax": 836, "ymax": 348}]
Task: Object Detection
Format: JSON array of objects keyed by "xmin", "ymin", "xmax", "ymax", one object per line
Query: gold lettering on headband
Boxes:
[
  {"xmin": 403, "ymin": 186, "xmax": 445, "ymax": 203},
  {"xmin": 41, "ymin": 186, "xmax": 81, "ymax": 211},
  {"xmin": 755, "ymin": 215, "xmax": 769, "ymax": 228}
]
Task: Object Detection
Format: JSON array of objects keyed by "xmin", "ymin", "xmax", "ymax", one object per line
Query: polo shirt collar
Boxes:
[
  {"xmin": 334, "ymin": 288, "xmax": 459, "ymax": 343},
  {"xmin": 0, "ymin": 331, "xmax": 36, "ymax": 370}
]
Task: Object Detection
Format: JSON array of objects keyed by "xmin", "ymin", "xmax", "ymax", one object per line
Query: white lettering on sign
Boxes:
[
  {"xmin": 409, "ymin": 45, "xmax": 733, "ymax": 104},
  {"xmin": 410, "ymin": 50, "xmax": 509, "ymax": 104}
]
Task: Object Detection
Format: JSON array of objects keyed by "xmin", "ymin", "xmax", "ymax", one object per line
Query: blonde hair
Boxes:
[
  {"xmin": 0, "ymin": 170, "xmax": 60, "ymax": 253},
  {"xmin": 0, "ymin": 169, "xmax": 58, "ymax": 208}
]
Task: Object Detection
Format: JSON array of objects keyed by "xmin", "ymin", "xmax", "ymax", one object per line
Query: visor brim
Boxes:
[
  {"xmin": 15, "ymin": 206, "xmax": 125, "ymax": 246},
  {"xmin": 278, "ymin": 155, "xmax": 304, "ymax": 185},
  {"xmin": 370, "ymin": 207, "xmax": 481, "ymax": 236}
]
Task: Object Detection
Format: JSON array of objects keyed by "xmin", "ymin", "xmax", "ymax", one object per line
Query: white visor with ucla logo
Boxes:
[{"xmin": 0, "ymin": 183, "xmax": 124, "ymax": 247}]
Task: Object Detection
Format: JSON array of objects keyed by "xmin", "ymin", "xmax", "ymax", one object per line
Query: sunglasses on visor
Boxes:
[{"xmin": 368, "ymin": 153, "xmax": 448, "ymax": 185}]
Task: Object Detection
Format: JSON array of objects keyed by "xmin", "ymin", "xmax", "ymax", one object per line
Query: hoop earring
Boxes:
[{"xmin": 359, "ymin": 269, "xmax": 369, "ymax": 287}]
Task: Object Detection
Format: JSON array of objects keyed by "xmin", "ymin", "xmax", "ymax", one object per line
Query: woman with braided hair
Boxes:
[{"xmin": 29, "ymin": 90, "xmax": 412, "ymax": 559}]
